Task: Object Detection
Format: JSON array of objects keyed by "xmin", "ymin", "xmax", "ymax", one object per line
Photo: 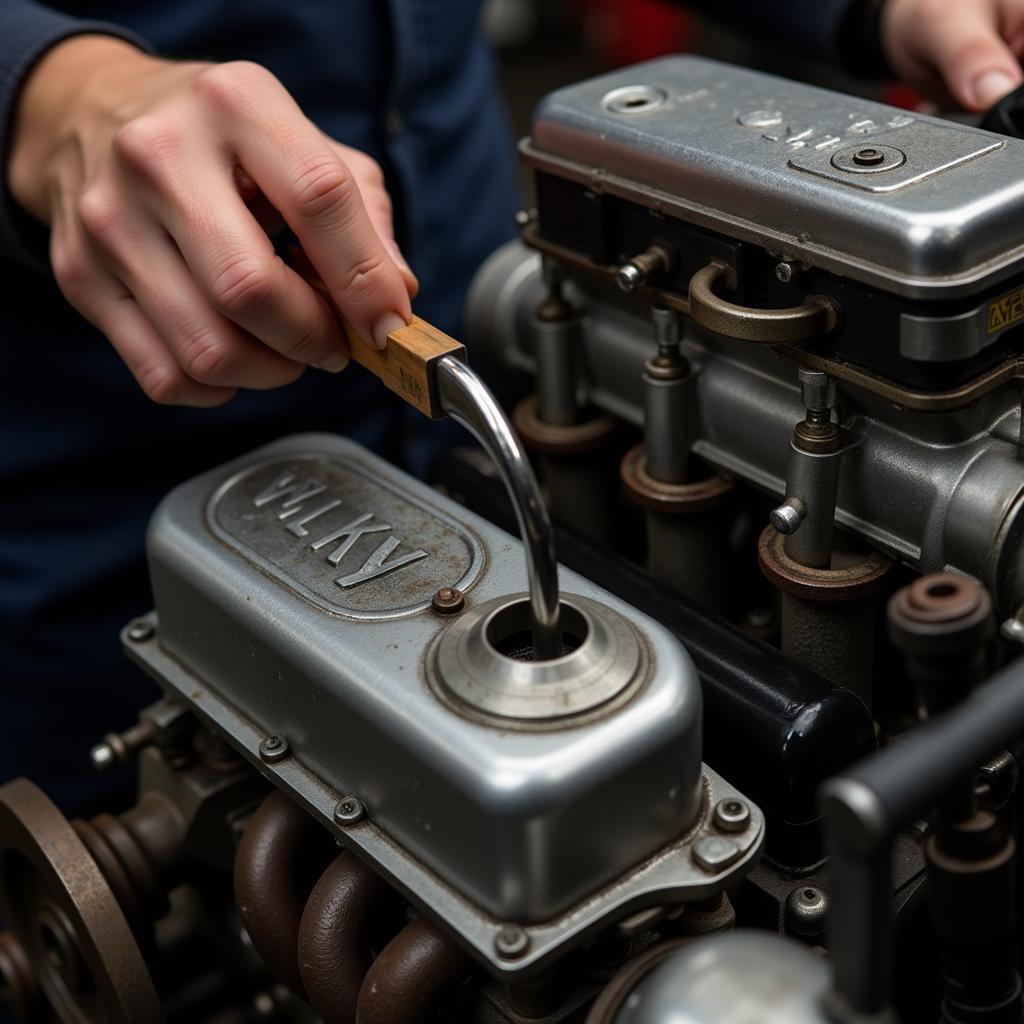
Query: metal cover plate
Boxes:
[
  {"xmin": 526, "ymin": 55, "xmax": 1024, "ymax": 298},
  {"xmin": 125, "ymin": 618, "xmax": 763, "ymax": 981},
  {"xmin": 790, "ymin": 121, "xmax": 1002, "ymax": 193},
  {"xmin": 207, "ymin": 454, "xmax": 483, "ymax": 620}
]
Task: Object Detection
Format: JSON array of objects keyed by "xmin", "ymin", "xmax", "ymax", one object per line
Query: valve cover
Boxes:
[{"xmin": 144, "ymin": 434, "xmax": 706, "ymax": 923}]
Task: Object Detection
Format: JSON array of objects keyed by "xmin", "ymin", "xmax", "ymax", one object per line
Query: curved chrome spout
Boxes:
[{"xmin": 436, "ymin": 356, "xmax": 561, "ymax": 661}]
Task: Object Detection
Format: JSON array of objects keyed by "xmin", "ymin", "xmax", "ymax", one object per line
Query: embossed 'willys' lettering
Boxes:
[{"xmin": 252, "ymin": 470, "xmax": 428, "ymax": 589}]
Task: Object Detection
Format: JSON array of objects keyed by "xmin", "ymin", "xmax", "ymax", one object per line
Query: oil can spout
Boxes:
[{"xmin": 436, "ymin": 355, "xmax": 562, "ymax": 661}]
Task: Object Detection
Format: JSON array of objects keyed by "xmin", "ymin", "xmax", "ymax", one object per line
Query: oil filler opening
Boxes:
[
  {"xmin": 485, "ymin": 600, "xmax": 589, "ymax": 662},
  {"xmin": 432, "ymin": 593, "xmax": 646, "ymax": 725}
]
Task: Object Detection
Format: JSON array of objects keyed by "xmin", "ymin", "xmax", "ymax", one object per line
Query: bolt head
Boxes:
[
  {"xmin": 616, "ymin": 263, "xmax": 644, "ymax": 293},
  {"xmin": 494, "ymin": 925, "xmax": 530, "ymax": 960},
  {"xmin": 431, "ymin": 587, "xmax": 466, "ymax": 615},
  {"xmin": 334, "ymin": 796, "xmax": 365, "ymax": 825},
  {"xmin": 775, "ymin": 262, "xmax": 794, "ymax": 283},
  {"xmin": 258, "ymin": 735, "xmax": 290, "ymax": 764},
  {"xmin": 692, "ymin": 835, "xmax": 741, "ymax": 873},
  {"xmin": 126, "ymin": 619, "xmax": 155, "ymax": 643},
  {"xmin": 713, "ymin": 797, "xmax": 751, "ymax": 833},
  {"xmin": 770, "ymin": 499, "xmax": 806, "ymax": 535}
]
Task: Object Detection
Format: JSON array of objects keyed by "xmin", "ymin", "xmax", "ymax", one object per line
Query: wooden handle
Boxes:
[
  {"xmin": 341, "ymin": 315, "xmax": 466, "ymax": 419},
  {"xmin": 293, "ymin": 251, "xmax": 466, "ymax": 418}
]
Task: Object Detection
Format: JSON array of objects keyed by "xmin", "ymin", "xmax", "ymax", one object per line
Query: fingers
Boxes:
[
  {"xmin": 141, "ymin": 165, "xmax": 352, "ymax": 371},
  {"xmin": 195, "ymin": 63, "xmax": 412, "ymax": 349},
  {"xmin": 51, "ymin": 224, "xmax": 235, "ymax": 406},
  {"xmin": 107, "ymin": 220, "xmax": 312, "ymax": 390},
  {"xmin": 70, "ymin": 188, "xmax": 312, "ymax": 393},
  {"xmin": 886, "ymin": 0, "xmax": 1024, "ymax": 110},
  {"xmin": 330, "ymin": 143, "xmax": 419, "ymax": 299}
]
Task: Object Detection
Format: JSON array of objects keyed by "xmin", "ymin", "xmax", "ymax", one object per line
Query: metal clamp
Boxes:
[{"xmin": 688, "ymin": 261, "xmax": 839, "ymax": 344}]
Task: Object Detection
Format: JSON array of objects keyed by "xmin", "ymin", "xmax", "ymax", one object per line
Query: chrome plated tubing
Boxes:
[{"xmin": 436, "ymin": 355, "xmax": 561, "ymax": 660}]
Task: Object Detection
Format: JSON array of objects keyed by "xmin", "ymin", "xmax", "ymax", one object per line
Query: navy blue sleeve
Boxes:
[
  {"xmin": 0, "ymin": 1, "xmax": 152, "ymax": 270},
  {"xmin": 680, "ymin": 0, "xmax": 856, "ymax": 58}
]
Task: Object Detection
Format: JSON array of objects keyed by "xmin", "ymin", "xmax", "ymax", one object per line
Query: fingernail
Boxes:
[
  {"xmin": 315, "ymin": 352, "xmax": 349, "ymax": 373},
  {"xmin": 974, "ymin": 70, "xmax": 1018, "ymax": 108},
  {"xmin": 371, "ymin": 312, "xmax": 408, "ymax": 351}
]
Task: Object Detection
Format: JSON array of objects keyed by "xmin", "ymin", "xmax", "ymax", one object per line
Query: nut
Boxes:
[{"xmin": 785, "ymin": 885, "xmax": 829, "ymax": 939}]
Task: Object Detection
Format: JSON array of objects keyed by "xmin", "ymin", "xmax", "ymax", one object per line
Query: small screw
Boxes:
[
  {"xmin": 713, "ymin": 798, "xmax": 751, "ymax": 833},
  {"xmin": 334, "ymin": 796, "xmax": 365, "ymax": 825},
  {"xmin": 515, "ymin": 209, "xmax": 536, "ymax": 229},
  {"xmin": 770, "ymin": 498, "xmax": 807, "ymax": 535},
  {"xmin": 853, "ymin": 147, "xmax": 885, "ymax": 166},
  {"xmin": 126, "ymin": 619, "xmax": 154, "ymax": 643},
  {"xmin": 258, "ymin": 735, "xmax": 290, "ymax": 764},
  {"xmin": 431, "ymin": 587, "xmax": 466, "ymax": 615},
  {"xmin": 775, "ymin": 262, "xmax": 795, "ymax": 283},
  {"xmin": 692, "ymin": 836, "xmax": 741, "ymax": 873},
  {"xmin": 494, "ymin": 925, "xmax": 531, "ymax": 960}
]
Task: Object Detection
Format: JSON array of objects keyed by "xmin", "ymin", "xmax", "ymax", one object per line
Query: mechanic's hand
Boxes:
[
  {"xmin": 881, "ymin": 0, "xmax": 1024, "ymax": 111},
  {"xmin": 7, "ymin": 35, "xmax": 417, "ymax": 406}
]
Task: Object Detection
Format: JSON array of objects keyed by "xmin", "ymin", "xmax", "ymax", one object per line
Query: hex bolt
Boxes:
[
  {"xmin": 258, "ymin": 735, "xmax": 290, "ymax": 764},
  {"xmin": 770, "ymin": 498, "xmax": 807, "ymax": 535},
  {"xmin": 785, "ymin": 885, "xmax": 829, "ymax": 939},
  {"xmin": 431, "ymin": 587, "xmax": 466, "ymax": 615},
  {"xmin": 713, "ymin": 797, "xmax": 751, "ymax": 833},
  {"xmin": 126, "ymin": 619, "xmax": 155, "ymax": 643},
  {"xmin": 334, "ymin": 796, "xmax": 365, "ymax": 826},
  {"xmin": 692, "ymin": 835, "xmax": 741, "ymax": 873},
  {"xmin": 494, "ymin": 925, "xmax": 531, "ymax": 960},
  {"xmin": 853, "ymin": 147, "xmax": 885, "ymax": 166}
]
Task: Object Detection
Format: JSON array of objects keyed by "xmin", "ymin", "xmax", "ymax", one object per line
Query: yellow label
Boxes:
[{"xmin": 987, "ymin": 287, "xmax": 1024, "ymax": 334}]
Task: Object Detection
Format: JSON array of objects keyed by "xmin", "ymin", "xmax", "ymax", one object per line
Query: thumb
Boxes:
[{"xmin": 907, "ymin": 3, "xmax": 1023, "ymax": 110}]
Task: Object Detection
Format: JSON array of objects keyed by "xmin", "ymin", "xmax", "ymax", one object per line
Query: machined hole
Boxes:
[
  {"xmin": 926, "ymin": 581, "xmax": 959, "ymax": 599},
  {"xmin": 485, "ymin": 600, "xmax": 590, "ymax": 663},
  {"xmin": 602, "ymin": 85, "xmax": 668, "ymax": 115}
]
